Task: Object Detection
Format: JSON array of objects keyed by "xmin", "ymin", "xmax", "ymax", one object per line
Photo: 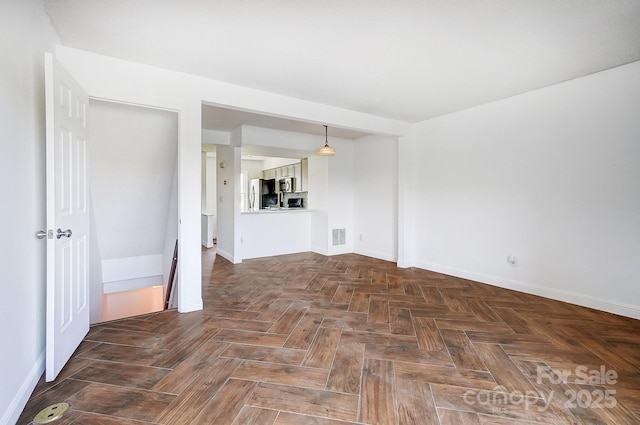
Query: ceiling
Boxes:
[{"xmin": 44, "ymin": 0, "xmax": 640, "ymax": 130}]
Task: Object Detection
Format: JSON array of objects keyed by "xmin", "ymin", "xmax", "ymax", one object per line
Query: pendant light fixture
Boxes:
[{"xmin": 316, "ymin": 125, "xmax": 336, "ymax": 156}]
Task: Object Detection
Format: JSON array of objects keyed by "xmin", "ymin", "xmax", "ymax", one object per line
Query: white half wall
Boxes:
[
  {"xmin": 102, "ymin": 255, "xmax": 164, "ymax": 283},
  {"xmin": 412, "ymin": 61, "xmax": 640, "ymax": 318},
  {"xmin": 239, "ymin": 212, "xmax": 312, "ymax": 260},
  {"xmin": 0, "ymin": 1, "xmax": 59, "ymax": 423},
  {"xmin": 353, "ymin": 135, "xmax": 399, "ymax": 262}
]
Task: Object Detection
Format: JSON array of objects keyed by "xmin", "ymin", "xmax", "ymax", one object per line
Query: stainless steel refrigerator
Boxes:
[{"xmin": 249, "ymin": 179, "xmax": 277, "ymax": 210}]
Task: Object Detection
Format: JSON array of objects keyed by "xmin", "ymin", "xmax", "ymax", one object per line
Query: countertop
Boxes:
[{"xmin": 241, "ymin": 208, "xmax": 311, "ymax": 214}]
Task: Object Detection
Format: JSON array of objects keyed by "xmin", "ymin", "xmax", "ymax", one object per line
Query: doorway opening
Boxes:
[{"xmin": 88, "ymin": 100, "xmax": 179, "ymax": 323}]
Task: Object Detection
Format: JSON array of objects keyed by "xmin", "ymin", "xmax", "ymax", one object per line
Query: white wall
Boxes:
[
  {"xmin": 412, "ymin": 61, "xmax": 640, "ymax": 318},
  {"xmin": 0, "ymin": 1, "xmax": 59, "ymax": 423},
  {"xmin": 204, "ymin": 153, "xmax": 218, "ymax": 213},
  {"xmin": 89, "ymin": 100, "xmax": 178, "ymax": 259},
  {"xmin": 353, "ymin": 135, "xmax": 399, "ymax": 261},
  {"xmin": 308, "ymin": 156, "xmax": 330, "ymax": 254},
  {"xmin": 262, "ymin": 157, "xmax": 300, "ymax": 169},
  {"xmin": 327, "ymin": 141, "xmax": 356, "ymax": 255},
  {"xmin": 243, "ymin": 159, "xmax": 266, "ymax": 181},
  {"xmin": 216, "ymin": 141, "xmax": 241, "ymax": 263}
]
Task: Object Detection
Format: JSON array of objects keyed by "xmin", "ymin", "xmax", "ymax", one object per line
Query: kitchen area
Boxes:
[
  {"xmin": 246, "ymin": 158, "xmax": 309, "ymax": 212},
  {"xmin": 239, "ymin": 156, "xmax": 315, "ymax": 260},
  {"xmin": 202, "ymin": 122, "xmax": 355, "ymax": 265}
]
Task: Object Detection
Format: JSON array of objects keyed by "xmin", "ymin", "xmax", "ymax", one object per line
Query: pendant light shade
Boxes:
[{"xmin": 316, "ymin": 125, "xmax": 336, "ymax": 156}]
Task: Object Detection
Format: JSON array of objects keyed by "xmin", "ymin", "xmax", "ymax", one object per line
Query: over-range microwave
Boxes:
[{"xmin": 279, "ymin": 177, "xmax": 295, "ymax": 193}]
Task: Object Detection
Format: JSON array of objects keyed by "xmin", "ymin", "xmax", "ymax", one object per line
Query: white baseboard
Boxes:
[
  {"xmin": 1, "ymin": 351, "xmax": 45, "ymax": 425},
  {"xmin": 311, "ymin": 247, "xmax": 329, "ymax": 256},
  {"xmin": 215, "ymin": 248, "xmax": 237, "ymax": 264},
  {"xmin": 413, "ymin": 260, "xmax": 640, "ymax": 320},
  {"xmin": 354, "ymin": 247, "xmax": 397, "ymax": 263}
]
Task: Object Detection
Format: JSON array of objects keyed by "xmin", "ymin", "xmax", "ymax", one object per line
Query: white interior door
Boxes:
[{"xmin": 44, "ymin": 52, "xmax": 90, "ymax": 382}]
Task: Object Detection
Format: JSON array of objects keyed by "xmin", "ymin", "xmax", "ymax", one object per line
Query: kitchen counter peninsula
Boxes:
[{"xmin": 239, "ymin": 208, "xmax": 313, "ymax": 260}]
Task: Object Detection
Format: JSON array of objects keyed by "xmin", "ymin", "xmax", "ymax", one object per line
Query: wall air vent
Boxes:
[{"xmin": 332, "ymin": 228, "xmax": 346, "ymax": 246}]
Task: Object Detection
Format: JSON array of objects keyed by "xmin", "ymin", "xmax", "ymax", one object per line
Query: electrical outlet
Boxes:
[{"xmin": 507, "ymin": 254, "xmax": 518, "ymax": 266}]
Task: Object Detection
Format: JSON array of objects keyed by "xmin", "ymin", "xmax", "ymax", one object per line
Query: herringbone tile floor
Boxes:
[{"xmin": 19, "ymin": 250, "xmax": 640, "ymax": 424}]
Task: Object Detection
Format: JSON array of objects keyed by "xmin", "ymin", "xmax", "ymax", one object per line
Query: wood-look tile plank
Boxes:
[
  {"xmin": 77, "ymin": 342, "xmax": 168, "ymax": 366},
  {"xmin": 364, "ymin": 344, "xmax": 453, "ymax": 367},
  {"xmin": 347, "ymin": 289, "xmax": 370, "ymax": 313},
  {"xmin": 203, "ymin": 317, "xmax": 272, "ymax": 332},
  {"xmin": 318, "ymin": 281, "xmax": 340, "ymax": 299},
  {"xmin": 302, "ymin": 326, "xmax": 342, "ymax": 369},
  {"xmin": 85, "ymin": 328, "xmax": 164, "ymax": 348},
  {"xmin": 430, "ymin": 384, "xmax": 563, "ymax": 424},
  {"xmin": 402, "ymin": 280, "xmax": 424, "ymax": 297},
  {"xmin": 254, "ymin": 294, "xmax": 291, "ymax": 319},
  {"xmin": 437, "ymin": 408, "xmax": 482, "ymax": 425},
  {"xmin": 386, "ymin": 274, "xmax": 406, "ymax": 294},
  {"xmin": 367, "ymin": 297, "xmax": 390, "ymax": 323},
  {"xmin": 465, "ymin": 330, "xmax": 551, "ymax": 345},
  {"xmin": 69, "ymin": 360, "xmax": 170, "ymax": 390},
  {"xmin": 274, "ymin": 412, "xmax": 361, "ymax": 425},
  {"xmin": 465, "ymin": 300, "xmax": 503, "ymax": 322},
  {"xmin": 493, "ymin": 308, "xmax": 536, "ymax": 334},
  {"xmin": 66, "ymin": 412, "xmax": 151, "ymax": 424},
  {"xmin": 396, "ymin": 378, "xmax": 440, "ymax": 425},
  {"xmin": 66, "ymin": 383, "xmax": 175, "ymax": 422},
  {"xmin": 421, "ymin": 286, "xmax": 446, "ymax": 303},
  {"xmin": 282, "ymin": 313, "xmax": 323, "ymax": 350},
  {"xmin": 326, "ymin": 339, "xmax": 365, "ymax": 394},
  {"xmin": 331, "ymin": 285, "xmax": 354, "ymax": 304},
  {"xmin": 152, "ymin": 325, "xmax": 219, "ymax": 369},
  {"xmin": 413, "ymin": 317, "xmax": 446, "ymax": 351},
  {"xmin": 395, "ymin": 361, "xmax": 497, "ymax": 390},
  {"xmin": 152, "ymin": 340, "xmax": 231, "ymax": 394},
  {"xmin": 155, "ymin": 357, "xmax": 243, "ymax": 425},
  {"xmin": 204, "ymin": 308, "xmax": 265, "ymax": 321},
  {"xmin": 474, "ymin": 343, "xmax": 539, "ymax": 394},
  {"xmin": 440, "ymin": 328, "xmax": 488, "ymax": 371},
  {"xmin": 231, "ymin": 406, "xmax": 279, "ymax": 425},
  {"xmin": 340, "ymin": 330, "xmax": 417, "ymax": 347},
  {"xmin": 434, "ymin": 319, "xmax": 514, "ymax": 333},
  {"xmin": 248, "ymin": 382, "xmax": 359, "ymax": 422},
  {"xmin": 221, "ymin": 343, "xmax": 306, "ymax": 365},
  {"xmin": 389, "ymin": 307, "xmax": 415, "ymax": 336},
  {"xmin": 213, "ymin": 329, "xmax": 289, "ymax": 347},
  {"xmin": 476, "ymin": 415, "xmax": 545, "ymax": 424},
  {"xmin": 359, "ymin": 358, "xmax": 397, "ymax": 425},
  {"xmin": 190, "ymin": 379, "xmax": 258, "ymax": 425},
  {"xmin": 268, "ymin": 305, "xmax": 307, "ymax": 334},
  {"xmin": 320, "ymin": 316, "xmax": 391, "ymax": 334},
  {"xmin": 559, "ymin": 326, "xmax": 639, "ymax": 372},
  {"xmin": 232, "ymin": 361, "xmax": 330, "ymax": 389}
]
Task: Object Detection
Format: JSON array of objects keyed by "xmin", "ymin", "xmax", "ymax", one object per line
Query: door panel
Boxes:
[{"xmin": 45, "ymin": 52, "xmax": 90, "ymax": 382}]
